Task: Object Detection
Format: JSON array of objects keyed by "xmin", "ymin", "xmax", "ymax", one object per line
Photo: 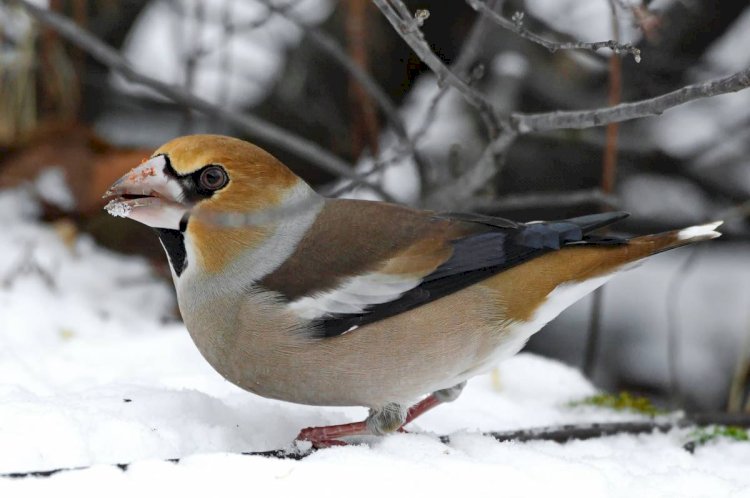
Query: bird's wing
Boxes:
[{"xmin": 259, "ymin": 199, "xmax": 628, "ymax": 337}]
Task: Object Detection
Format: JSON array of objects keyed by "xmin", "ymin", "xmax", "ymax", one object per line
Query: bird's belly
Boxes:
[
  {"xmin": 182, "ymin": 272, "xmax": 612, "ymax": 408},
  {"xmin": 187, "ymin": 284, "xmax": 514, "ymax": 407}
]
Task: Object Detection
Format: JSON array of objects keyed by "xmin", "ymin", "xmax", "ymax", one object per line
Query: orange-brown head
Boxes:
[{"xmin": 104, "ymin": 134, "xmax": 319, "ymax": 276}]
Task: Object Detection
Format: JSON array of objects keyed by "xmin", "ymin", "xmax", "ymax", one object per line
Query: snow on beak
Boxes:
[{"xmin": 103, "ymin": 155, "xmax": 187, "ymax": 230}]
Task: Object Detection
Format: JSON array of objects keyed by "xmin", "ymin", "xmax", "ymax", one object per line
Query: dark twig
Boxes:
[
  {"xmin": 601, "ymin": 0, "xmax": 622, "ymax": 197},
  {"xmin": 373, "ymin": 0, "xmax": 502, "ymax": 137},
  {"xmin": 481, "ymin": 412, "xmax": 750, "ymax": 444},
  {"xmin": 466, "ymin": 0, "xmax": 641, "ymax": 62},
  {"xmin": 11, "ymin": 0, "xmax": 394, "ymax": 201},
  {"xmin": 583, "ymin": 0, "xmax": 622, "ymax": 379},
  {"xmin": 5, "ymin": 413, "xmax": 749, "ymax": 479},
  {"xmin": 511, "ymin": 67, "xmax": 750, "ymax": 133},
  {"xmin": 251, "ymin": 0, "xmax": 430, "ymax": 182},
  {"xmin": 346, "ymin": 0, "xmax": 381, "ymax": 158},
  {"xmin": 451, "ymin": 0, "xmax": 502, "ymax": 75},
  {"xmin": 370, "ymin": 0, "xmax": 504, "ymax": 195},
  {"xmin": 433, "ymin": 42, "xmax": 750, "ymax": 208},
  {"xmin": 322, "ymin": 0, "xmax": 506, "ymax": 199}
]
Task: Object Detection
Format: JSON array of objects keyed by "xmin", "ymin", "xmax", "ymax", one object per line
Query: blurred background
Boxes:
[{"xmin": 1, "ymin": 0, "xmax": 748, "ymax": 413}]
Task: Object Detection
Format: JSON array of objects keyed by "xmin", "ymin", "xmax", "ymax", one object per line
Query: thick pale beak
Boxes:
[{"xmin": 103, "ymin": 155, "xmax": 187, "ymax": 230}]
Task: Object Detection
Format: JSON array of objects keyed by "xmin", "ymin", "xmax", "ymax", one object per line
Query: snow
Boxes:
[
  {"xmin": 534, "ymin": 245, "xmax": 750, "ymax": 409},
  {"xmin": 1, "ymin": 189, "xmax": 749, "ymax": 495},
  {"xmin": 113, "ymin": 0, "xmax": 333, "ymax": 107},
  {"xmin": 33, "ymin": 167, "xmax": 76, "ymax": 211}
]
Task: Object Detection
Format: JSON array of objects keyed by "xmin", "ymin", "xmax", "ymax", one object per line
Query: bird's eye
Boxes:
[{"xmin": 198, "ymin": 166, "xmax": 228, "ymax": 191}]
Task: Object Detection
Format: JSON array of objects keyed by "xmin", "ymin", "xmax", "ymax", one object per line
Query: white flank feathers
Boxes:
[{"xmin": 468, "ymin": 274, "xmax": 615, "ymax": 378}]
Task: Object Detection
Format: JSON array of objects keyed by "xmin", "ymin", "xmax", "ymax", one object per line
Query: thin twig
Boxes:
[
  {"xmin": 368, "ymin": 0, "xmax": 504, "ymax": 195},
  {"xmin": 434, "ymin": 30, "xmax": 750, "ymax": 208},
  {"xmin": 601, "ymin": 0, "xmax": 622, "ymax": 196},
  {"xmin": 325, "ymin": 0, "xmax": 506, "ymax": 200},
  {"xmin": 346, "ymin": 0, "xmax": 380, "ymax": 157},
  {"xmin": 373, "ymin": 0, "xmax": 502, "ymax": 137},
  {"xmin": 451, "ymin": 0, "xmax": 503, "ymax": 75},
  {"xmin": 10, "ymin": 0, "xmax": 395, "ymax": 201},
  {"xmin": 466, "ymin": 0, "xmax": 641, "ymax": 62},
  {"xmin": 511, "ymin": 67, "xmax": 750, "ymax": 133},
  {"xmin": 583, "ymin": 0, "xmax": 623, "ymax": 379},
  {"xmin": 251, "ymin": 0, "xmax": 430, "ymax": 181}
]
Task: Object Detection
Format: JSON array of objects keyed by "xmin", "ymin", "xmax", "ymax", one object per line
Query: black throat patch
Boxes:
[{"xmin": 155, "ymin": 228, "xmax": 187, "ymax": 276}]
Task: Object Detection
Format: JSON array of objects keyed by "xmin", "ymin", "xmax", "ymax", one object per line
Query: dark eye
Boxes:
[{"xmin": 198, "ymin": 166, "xmax": 228, "ymax": 190}]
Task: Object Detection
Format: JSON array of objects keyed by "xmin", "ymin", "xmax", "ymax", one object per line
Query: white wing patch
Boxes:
[{"xmin": 287, "ymin": 272, "xmax": 422, "ymax": 320}]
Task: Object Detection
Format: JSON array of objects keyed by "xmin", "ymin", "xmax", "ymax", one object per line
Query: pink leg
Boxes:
[
  {"xmin": 404, "ymin": 394, "xmax": 442, "ymax": 424},
  {"xmin": 297, "ymin": 386, "xmax": 461, "ymax": 447},
  {"xmin": 296, "ymin": 421, "xmax": 370, "ymax": 448},
  {"xmin": 398, "ymin": 394, "xmax": 442, "ymax": 432}
]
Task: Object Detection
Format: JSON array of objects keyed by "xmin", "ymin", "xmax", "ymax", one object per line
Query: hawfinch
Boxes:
[{"xmin": 104, "ymin": 135, "xmax": 721, "ymax": 447}]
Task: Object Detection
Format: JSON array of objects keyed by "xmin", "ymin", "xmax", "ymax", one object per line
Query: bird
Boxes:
[{"xmin": 103, "ymin": 134, "xmax": 722, "ymax": 447}]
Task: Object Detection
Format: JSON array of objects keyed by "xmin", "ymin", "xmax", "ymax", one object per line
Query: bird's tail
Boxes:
[
  {"xmin": 472, "ymin": 220, "xmax": 723, "ymax": 332},
  {"xmin": 618, "ymin": 220, "xmax": 723, "ymax": 261},
  {"xmin": 517, "ymin": 220, "xmax": 724, "ymax": 289}
]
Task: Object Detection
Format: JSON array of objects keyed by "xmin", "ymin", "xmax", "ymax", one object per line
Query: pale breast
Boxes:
[{"xmin": 217, "ymin": 284, "xmax": 517, "ymax": 407}]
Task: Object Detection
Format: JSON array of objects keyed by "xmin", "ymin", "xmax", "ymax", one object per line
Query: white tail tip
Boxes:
[{"xmin": 677, "ymin": 221, "xmax": 723, "ymax": 241}]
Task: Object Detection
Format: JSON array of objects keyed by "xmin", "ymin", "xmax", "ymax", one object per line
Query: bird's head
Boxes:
[{"xmin": 104, "ymin": 134, "xmax": 318, "ymax": 277}]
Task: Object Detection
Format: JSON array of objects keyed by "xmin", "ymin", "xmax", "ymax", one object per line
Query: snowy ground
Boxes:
[{"xmin": 1, "ymin": 190, "xmax": 749, "ymax": 497}]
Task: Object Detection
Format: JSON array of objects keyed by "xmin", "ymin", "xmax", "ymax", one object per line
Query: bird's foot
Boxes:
[
  {"xmin": 295, "ymin": 392, "xmax": 458, "ymax": 447},
  {"xmin": 295, "ymin": 421, "xmax": 369, "ymax": 448}
]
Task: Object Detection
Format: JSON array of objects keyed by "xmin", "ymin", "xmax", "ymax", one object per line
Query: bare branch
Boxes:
[
  {"xmin": 466, "ymin": 0, "xmax": 641, "ymax": 62},
  {"xmin": 249, "ymin": 0, "xmax": 431, "ymax": 180},
  {"xmin": 511, "ymin": 67, "xmax": 750, "ymax": 133},
  {"xmin": 12, "ymin": 0, "xmax": 395, "ymax": 201},
  {"xmin": 373, "ymin": 0, "xmax": 502, "ymax": 137},
  {"xmin": 482, "ymin": 413, "xmax": 750, "ymax": 444},
  {"xmin": 5, "ymin": 413, "xmax": 750, "ymax": 478},
  {"xmin": 450, "ymin": 0, "xmax": 501, "ymax": 76}
]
